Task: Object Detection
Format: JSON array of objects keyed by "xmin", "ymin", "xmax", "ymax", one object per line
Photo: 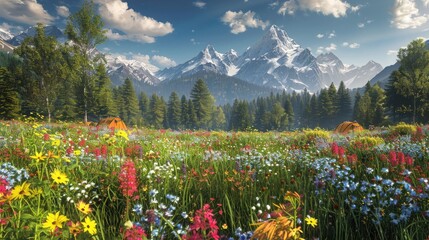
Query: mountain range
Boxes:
[{"xmin": 1, "ymin": 24, "xmax": 385, "ymax": 103}]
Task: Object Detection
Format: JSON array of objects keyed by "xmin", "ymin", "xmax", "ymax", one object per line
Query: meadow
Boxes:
[{"xmin": 0, "ymin": 120, "xmax": 428, "ymax": 240}]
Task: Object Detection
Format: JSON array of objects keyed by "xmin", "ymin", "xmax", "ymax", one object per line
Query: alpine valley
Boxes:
[{"xmin": 1, "ymin": 24, "xmax": 383, "ymax": 104}]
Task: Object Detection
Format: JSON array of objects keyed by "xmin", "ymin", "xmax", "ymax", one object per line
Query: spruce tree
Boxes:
[
  {"xmin": 0, "ymin": 68, "xmax": 20, "ymax": 119},
  {"xmin": 187, "ymin": 99, "xmax": 197, "ymax": 129},
  {"xmin": 190, "ymin": 79, "xmax": 215, "ymax": 129},
  {"xmin": 180, "ymin": 95, "xmax": 188, "ymax": 129},
  {"xmin": 94, "ymin": 63, "xmax": 116, "ymax": 119},
  {"xmin": 139, "ymin": 92, "xmax": 150, "ymax": 126},
  {"xmin": 149, "ymin": 94, "xmax": 165, "ymax": 129},
  {"xmin": 167, "ymin": 92, "xmax": 181, "ymax": 130},
  {"xmin": 337, "ymin": 81, "xmax": 352, "ymax": 122},
  {"xmin": 121, "ymin": 78, "xmax": 140, "ymax": 125}
]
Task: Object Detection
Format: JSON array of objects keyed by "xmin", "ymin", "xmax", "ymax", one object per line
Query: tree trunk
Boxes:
[{"xmin": 46, "ymin": 96, "xmax": 51, "ymax": 123}]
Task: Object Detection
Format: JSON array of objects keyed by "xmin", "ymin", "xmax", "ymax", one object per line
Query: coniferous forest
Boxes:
[{"xmin": 0, "ymin": 1, "xmax": 428, "ymax": 130}]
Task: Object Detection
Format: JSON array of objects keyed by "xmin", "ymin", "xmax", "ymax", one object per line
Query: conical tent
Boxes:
[
  {"xmin": 334, "ymin": 121, "xmax": 364, "ymax": 134},
  {"xmin": 97, "ymin": 117, "xmax": 127, "ymax": 130}
]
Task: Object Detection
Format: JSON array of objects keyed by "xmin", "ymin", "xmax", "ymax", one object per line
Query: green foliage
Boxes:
[
  {"xmin": 388, "ymin": 39, "xmax": 429, "ymax": 123},
  {"xmin": 390, "ymin": 122, "xmax": 417, "ymax": 135},
  {"xmin": 0, "ymin": 67, "xmax": 20, "ymax": 119},
  {"xmin": 120, "ymin": 78, "xmax": 140, "ymax": 126}
]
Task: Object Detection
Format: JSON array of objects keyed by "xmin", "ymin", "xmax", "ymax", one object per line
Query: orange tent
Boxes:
[
  {"xmin": 97, "ymin": 117, "xmax": 127, "ymax": 130},
  {"xmin": 334, "ymin": 121, "xmax": 364, "ymax": 134}
]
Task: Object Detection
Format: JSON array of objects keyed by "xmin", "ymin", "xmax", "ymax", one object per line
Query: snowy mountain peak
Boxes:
[
  {"xmin": 0, "ymin": 28, "xmax": 13, "ymax": 41},
  {"xmin": 7, "ymin": 25, "xmax": 66, "ymax": 46}
]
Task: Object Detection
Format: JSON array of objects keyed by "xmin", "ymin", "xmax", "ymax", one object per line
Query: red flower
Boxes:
[
  {"xmin": 184, "ymin": 204, "xmax": 219, "ymax": 240},
  {"xmin": 118, "ymin": 160, "xmax": 138, "ymax": 197},
  {"xmin": 389, "ymin": 151, "xmax": 398, "ymax": 167},
  {"xmin": 124, "ymin": 225, "xmax": 146, "ymax": 240}
]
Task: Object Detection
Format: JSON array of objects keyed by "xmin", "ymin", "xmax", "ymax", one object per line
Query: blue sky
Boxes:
[{"xmin": 1, "ymin": 0, "xmax": 429, "ymax": 71}]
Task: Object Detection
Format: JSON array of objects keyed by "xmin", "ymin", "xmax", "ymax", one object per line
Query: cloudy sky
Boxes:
[{"xmin": 1, "ymin": 0, "xmax": 429, "ymax": 70}]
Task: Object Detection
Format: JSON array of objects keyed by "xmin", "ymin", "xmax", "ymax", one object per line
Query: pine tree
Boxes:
[
  {"xmin": 283, "ymin": 97, "xmax": 294, "ymax": 130},
  {"xmin": 0, "ymin": 68, "xmax": 20, "ymax": 119},
  {"xmin": 230, "ymin": 100, "xmax": 251, "ymax": 131},
  {"xmin": 94, "ymin": 63, "xmax": 116, "ymax": 119},
  {"xmin": 211, "ymin": 106, "xmax": 226, "ymax": 130},
  {"xmin": 190, "ymin": 79, "xmax": 215, "ymax": 129},
  {"xmin": 187, "ymin": 99, "xmax": 197, "ymax": 129},
  {"xmin": 139, "ymin": 92, "xmax": 150, "ymax": 126},
  {"xmin": 121, "ymin": 78, "xmax": 140, "ymax": 125},
  {"xmin": 180, "ymin": 95, "xmax": 188, "ymax": 129},
  {"xmin": 14, "ymin": 24, "xmax": 66, "ymax": 122},
  {"xmin": 270, "ymin": 102, "xmax": 288, "ymax": 131},
  {"xmin": 167, "ymin": 92, "xmax": 181, "ymax": 130},
  {"xmin": 254, "ymin": 97, "xmax": 268, "ymax": 131},
  {"xmin": 337, "ymin": 81, "xmax": 352, "ymax": 122},
  {"xmin": 149, "ymin": 94, "xmax": 165, "ymax": 129},
  {"xmin": 65, "ymin": 0, "xmax": 106, "ymax": 123}
]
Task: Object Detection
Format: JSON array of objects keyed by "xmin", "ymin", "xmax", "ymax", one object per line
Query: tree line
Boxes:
[{"xmin": 0, "ymin": 0, "xmax": 427, "ymax": 129}]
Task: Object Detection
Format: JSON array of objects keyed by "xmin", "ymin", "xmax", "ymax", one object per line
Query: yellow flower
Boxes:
[
  {"xmin": 305, "ymin": 216, "xmax": 318, "ymax": 228},
  {"xmin": 124, "ymin": 220, "xmax": 133, "ymax": 229},
  {"xmin": 76, "ymin": 201, "xmax": 92, "ymax": 215},
  {"xmin": 9, "ymin": 182, "xmax": 31, "ymax": 200},
  {"xmin": 30, "ymin": 187, "xmax": 43, "ymax": 197},
  {"xmin": 51, "ymin": 139, "xmax": 61, "ymax": 147},
  {"xmin": 42, "ymin": 212, "xmax": 69, "ymax": 232},
  {"xmin": 115, "ymin": 130, "xmax": 129, "ymax": 141},
  {"xmin": 82, "ymin": 217, "xmax": 97, "ymax": 235},
  {"xmin": 51, "ymin": 169, "xmax": 69, "ymax": 184},
  {"xmin": 74, "ymin": 149, "xmax": 81, "ymax": 156},
  {"xmin": 30, "ymin": 150, "xmax": 47, "ymax": 162},
  {"xmin": 222, "ymin": 223, "xmax": 228, "ymax": 229},
  {"xmin": 69, "ymin": 221, "xmax": 82, "ymax": 237}
]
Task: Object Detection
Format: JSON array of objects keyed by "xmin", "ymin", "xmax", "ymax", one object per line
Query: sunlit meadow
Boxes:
[{"xmin": 0, "ymin": 119, "xmax": 428, "ymax": 239}]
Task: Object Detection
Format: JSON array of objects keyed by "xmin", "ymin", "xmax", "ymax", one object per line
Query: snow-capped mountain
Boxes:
[
  {"xmin": 316, "ymin": 52, "xmax": 383, "ymax": 89},
  {"xmin": 157, "ymin": 45, "xmax": 239, "ymax": 80},
  {"xmin": 104, "ymin": 54, "xmax": 160, "ymax": 87},
  {"xmin": 235, "ymin": 25, "xmax": 323, "ymax": 92},
  {"xmin": 0, "ymin": 28, "xmax": 13, "ymax": 41},
  {"xmin": 7, "ymin": 25, "xmax": 66, "ymax": 46}
]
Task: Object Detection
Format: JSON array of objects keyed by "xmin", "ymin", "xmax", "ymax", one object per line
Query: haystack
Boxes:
[
  {"xmin": 97, "ymin": 117, "xmax": 127, "ymax": 130},
  {"xmin": 334, "ymin": 121, "xmax": 364, "ymax": 134}
]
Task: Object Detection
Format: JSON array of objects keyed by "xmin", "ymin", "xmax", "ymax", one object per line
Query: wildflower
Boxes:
[
  {"xmin": 51, "ymin": 139, "xmax": 61, "ymax": 147},
  {"xmin": 118, "ymin": 160, "xmax": 138, "ymax": 197},
  {"xmin": 82, "ymin": 217, "xmax": 97, "ymax": 235},
  {"xmin": 116, "ymin": 130, "xmax": 129, "ymax": 141},
  {"xmin": 9, "ymin": 182, "xmax": 31, "ymax": 200},
  {"xmin": 30, "ymin": 150, "xmax": 46, "ymax": 162},
  {"xmin": 305, "ymin": 216, "xmax": 318, "ymax": 228},
  {"xmin": 74, "ymin": 149, "xmax": 81, "ymax": 156},
  {"xmin": 222, "ymin": 223, "xmax": 228, "ymax": 229},
  {"xmin": 76, "ymin": 201, "xmax": 92, "ymax": 214},
  {"xmin": 68, "ymin": 221, "xmax": 82, "ymax": 237},
  {"xmin": 51, "ymin": 169, "xmax": 69, "ymax": 184},
  {"xmin": 124, "ymin": 225, "xmax": 147, "ymax": 240},
  {"xmin": 46, "ymin": 150, "xmax": 59, "ymax": 159},
  {"xmin": 42, "ymin": 212, "xmax": 69, "ymax": 232},
  {"xmin": 124, "ymin": 220, "xmax": 133, "ymax": 229}
]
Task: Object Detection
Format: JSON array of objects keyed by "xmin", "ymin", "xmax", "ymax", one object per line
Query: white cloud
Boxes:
[
  {"xmin": 392, "ymin": 0, "xmax": 428, "ymax": 29},
  {"xmin": 56, "ymin": 5, "xmax": 70, "ymax": 18},
  {"xmin": 357, "ymin": 23, "xmax": 365, "ymax": 28},
  {"xmin": 350, "ymin": 5, "xmax": 361, "ymax": 12},
  {"xmin": 343, "ymin": 42, "xmax": 360, "ymax": 48},
  {"xmin": 317, "ymin": 43, "xmax": 337, "ymax": 54},
  {"xmin": 349, "ymin": 43, "xmax": 360, "ymax": 48},
  {"xmin": 152, "ymin": 55, "xmax": 177, "ymax": 68},
  {"xmin": 423, "ymin": 0, "xmax": 429, "ymax": 6},
  {"xmin": 328, "ymin": 31, "xmax": 336, "ymax": 38},
  {"xmin": 193, "ymin": 1, "xmax": 206, "ymax": 8},
  {"xmin": 316, "ymin": 33, "xmax": 324, "ymax": 38},
  {"xmin": 0, "ymin": 23, "xmax": 24, "ymax": 35},
  {"xmin": 221, "ymin": 10, "xmax": 269, "ymax": 34},
  {"xmin": 0, "ymin": 0, "xmax": 54, "ymax": 25},
  {"xmin": 94, "ymin": 0, "xmax": 174, "ymax": 43},
  {"xmin": 387, "ymin": 50, "xmax": 398, "ymax": 56},
  {"xmin": 278, "ymin": 0, "xmax": 355, "ymax": 18}
]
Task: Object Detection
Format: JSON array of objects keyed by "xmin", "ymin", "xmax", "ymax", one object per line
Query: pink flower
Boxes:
[
  {"xmin": 389, "ymin": 151, "xmax": 398, "ymax": 167},
  {"xmin": 124, "ymin": 225, "xmax": 146, "ymax": 240},
  {"xmin": 118, "ymin": 160, "xmax": 138, "ymax": 197}
]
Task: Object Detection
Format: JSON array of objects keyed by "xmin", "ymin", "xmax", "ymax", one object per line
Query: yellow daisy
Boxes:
[
  {"xmin": 9, "ymin": 182, "xmax": 31, "ymax": 200},
  {"xmin": 51, "ymin": 139, "xmax": 61, "ymax": 147},
  {"xmin": 76, "ymin": 201, "xmax": 92, "ymax": 215},
  {"xmin": 305, "ymin": 215, "xmax": 318, "ymax": 228},
  {"xmin": 82, "ymin": 217, "xmax": 97, "ymax": 235},
  {"xmin": 30, "ymin": 150, "xmax": 46, "ymax": 162},
  {"xmin": 115, "ymin": 130, "xmax": 129, "ymax": 141},
  {"xmin": 51, "ymin": 169, "xmax": 69, "ymax": 184},
  {"xmin": 42, "ymin": 212, "xmax": 69, "ymax": 232}
]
